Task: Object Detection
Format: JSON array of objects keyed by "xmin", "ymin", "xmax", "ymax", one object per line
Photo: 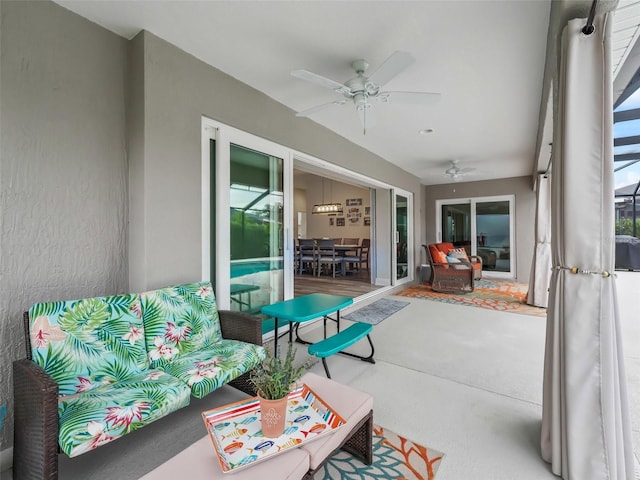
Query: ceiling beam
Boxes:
[
  {"xmin": 615, "ymin": 152, "xmax": 640, "ymax": 162},
  {"xmin": 614, "ymin": 135, "xmax": 640, "ymax": 146},
  {"xmin": 614, "ymin": 108, "xmax": 640, "ymax": 122}
]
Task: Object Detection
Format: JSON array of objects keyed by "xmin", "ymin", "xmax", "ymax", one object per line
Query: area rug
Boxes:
[
  {"xmin": 343, "ymin": 298, "xmax": 410, "ymax": 325},
  {"xmin": 397, "ymin": 279, "xmax": 546, "ymax": 317},
  {"xmin": 314, "ymin": 424, "xmax": 445, "ymax": 480}
]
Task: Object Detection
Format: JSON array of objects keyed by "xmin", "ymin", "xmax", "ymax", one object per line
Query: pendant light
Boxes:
[{"xmin": 312, "ymin": 178, "xmax": 343, "ymax": 215}]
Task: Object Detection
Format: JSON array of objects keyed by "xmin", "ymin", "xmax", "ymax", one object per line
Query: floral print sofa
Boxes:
[{"xmin": 13, "ymin": 281, "xmax": 265, "ymax": 479}]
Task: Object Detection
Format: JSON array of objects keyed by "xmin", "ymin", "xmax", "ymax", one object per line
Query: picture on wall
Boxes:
[
  {"xmin": 365, "ymin": 206, "xmax": 370, "ymax": 215},
  {"xmin": 329, "ymin": 218, "xmax": 335, "ymax": 226},
  {"xmin": 364, "ymin": 217, "xmax": 371, "ymax": 226},
  {"xmin": 346, "ymin": 198, "xmax": 362, "ymax": 206},
  {"xmin": 347, "ymin": 207, "xmax": 361, "ymax": 224},
  {"xmin": 336, "ymin": 217, "xmax": 345, "ymax": 227}
]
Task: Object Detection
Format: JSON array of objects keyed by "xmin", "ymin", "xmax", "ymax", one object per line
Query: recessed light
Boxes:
[{"xmin": 419, "ymin": 128, "xmax": 434, "ymax": 135}]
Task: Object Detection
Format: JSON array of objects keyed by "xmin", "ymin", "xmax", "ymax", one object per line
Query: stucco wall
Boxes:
[
  {"xmin": 0, "ymin": 0, "xmax": 128, "ymax": 453},
  {"xmin": 423, "ymin": 176, "xmax": 536, "ymax": 282},
  {"xmin": 130, "ymin": 31, "xmax": 424, "ymax": 291}
]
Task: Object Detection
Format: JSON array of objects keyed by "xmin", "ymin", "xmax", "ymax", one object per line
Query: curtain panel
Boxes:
[
  {"xmin": 541, "ymin": 13, "xmax": 635, "ymax": 480},
  {"xmin": 527, "ymin": 173, "xmax": 552, "ymax": 308}
]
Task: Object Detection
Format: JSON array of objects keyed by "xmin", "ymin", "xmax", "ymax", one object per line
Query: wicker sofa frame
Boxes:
[
  {"xmin": 423, "ymin": 244, "xmax": 475, "ymax": 293},
  {"xmin": 13, "ymin": 309, "xmax": 263, "ymax": 480}
]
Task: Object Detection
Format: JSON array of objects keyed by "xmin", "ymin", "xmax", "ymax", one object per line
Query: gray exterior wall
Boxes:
[
  {"xmin": 0, "ymin": 2, "xmax": 424, "ymax": 456},
  {"xmin": 0, "ymin": 0, "xmax": 129, "ymax": 453},
  {"xmin": 129, "ymin": 31, "xmax": 424, "ymax": 291},
  {"xmin": 423, "ymin": 176, "xmax": 536, "ymax": 282}
]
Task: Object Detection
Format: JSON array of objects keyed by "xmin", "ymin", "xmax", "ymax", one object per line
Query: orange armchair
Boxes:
[{"xmin": 423, "ymin": 244, "xmax": 474, "ymax": 293}]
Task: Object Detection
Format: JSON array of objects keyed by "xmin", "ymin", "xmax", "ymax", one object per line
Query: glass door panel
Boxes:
[
  {"xmin": 476, "ymin": 200, "xmax": 511, "ymax": 273},
  {"xmin": 229, "ymin": 144, "xmax": 284, "ymax": 316},
  {"xmin": 437, "ymin": 196, "xmax": 514, "ymax": 277},
  {"xmin": 395, "ymin": 194, "xmax": 408, "ymax": 280},
  {"xmin": 441, "ymin": 203, "xmax": 471, "ymax": 251}
]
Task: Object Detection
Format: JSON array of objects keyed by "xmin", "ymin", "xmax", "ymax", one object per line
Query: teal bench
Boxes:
[{"xmin": 308, "ymin": 322, "xmax": 375, "ymax": 378}]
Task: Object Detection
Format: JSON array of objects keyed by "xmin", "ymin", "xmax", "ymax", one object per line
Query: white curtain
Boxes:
[
  {"xmin": 541, "ymin": 13, "xmax": 635, "ymax": 479},
  {"xmin": 527, "ymin": 173, "xmax": 552, "ymax": 307}
]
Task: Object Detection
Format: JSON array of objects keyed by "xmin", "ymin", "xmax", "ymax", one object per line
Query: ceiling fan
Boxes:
[
  {"xmin": 444, "ymin": 160, "xmax": 475, "ymax": 181},
  {"xmin": 291, "ymin": 51, "xmax": 440, "ymax": 134}
]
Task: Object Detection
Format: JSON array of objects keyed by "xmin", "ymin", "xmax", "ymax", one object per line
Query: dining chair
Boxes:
[
  {"xmin": 342, "ymin": 238, "xmax": 370, "ymax": 273},
  {"xmin": 297, "ymin": 239, "xmax": 317, "ymax": 275},
  {"xmin": 359, "ymin": 238, "xmax": 370, "ymax": 271},
  {"xmin": 316, "ymin": 239, "xmax": 342, "ymax": 277}
]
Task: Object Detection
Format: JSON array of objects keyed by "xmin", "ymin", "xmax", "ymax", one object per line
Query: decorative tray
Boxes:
[{"xmin": 202, "ymin": 384, "xmax": 345, "ymax": 473}]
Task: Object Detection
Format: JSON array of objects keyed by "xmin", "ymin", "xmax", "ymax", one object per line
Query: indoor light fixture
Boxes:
[{"xmin": 312, "ymin": 178, "xmax": 343, "ymax": 215}]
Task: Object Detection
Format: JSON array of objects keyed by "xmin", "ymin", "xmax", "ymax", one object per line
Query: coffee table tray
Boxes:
[{"xmin": 202, "ymin": 383, "xmax": 345, "ymax": 473}]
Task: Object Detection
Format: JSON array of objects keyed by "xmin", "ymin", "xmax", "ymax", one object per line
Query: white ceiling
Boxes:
[{"xmin": 54, "ymin": 1, "xmax": 555, "ymax": 185}]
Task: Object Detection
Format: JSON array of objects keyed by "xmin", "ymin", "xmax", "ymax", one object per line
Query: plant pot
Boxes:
[{"xmin": 258, "ymin": 393, "xmax": 288, "ymax": 438}]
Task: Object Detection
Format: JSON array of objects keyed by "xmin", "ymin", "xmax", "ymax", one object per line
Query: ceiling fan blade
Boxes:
[
  {"xmin": 377, "ymin": 91, "xmax": 441, "ymax": 105},
  {"xmin": 296, "ymin": 100, "xmax": 347, "ymax": 117},
  {"xmin": 458, "ymin": 168, "xmax": 475, "ymax": 174},
  {"xmin": 367, "ymin": 51, "xmax": 414, "ymax": 88},
  {"xmin": 357, "ymin": 104, "xmax": 377, "ymax": 133},
  {"xmin": 291, "ymin": 69, "xmax": 351, "ymax": 94}
]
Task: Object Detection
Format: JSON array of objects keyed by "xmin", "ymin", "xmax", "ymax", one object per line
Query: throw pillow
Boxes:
[
  {"xmin": 434, "ymin": 250, "xmax": 448, "ymax": 264},
  {"xmin": 446, "ymin": 255, "xmax": 461, "ymax": 263},
  {"xmin": 447, "ymin": 247, "xmax": 469, "ymax": 260}
]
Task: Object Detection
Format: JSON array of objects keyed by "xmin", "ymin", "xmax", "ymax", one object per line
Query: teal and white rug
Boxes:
[{"xmin": 314, "ymin": 424, "xmax": 445, "ymax": 479}]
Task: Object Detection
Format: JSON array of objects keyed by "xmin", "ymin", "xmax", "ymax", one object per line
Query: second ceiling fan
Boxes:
[{"xmin": 292, "ymin": 51, "xmax": 440, "ymax": 133}]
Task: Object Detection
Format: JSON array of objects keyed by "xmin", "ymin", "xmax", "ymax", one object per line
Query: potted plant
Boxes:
[{"xmin": 250, "ymin": 343, "xmax": 315, "ymax": 437}]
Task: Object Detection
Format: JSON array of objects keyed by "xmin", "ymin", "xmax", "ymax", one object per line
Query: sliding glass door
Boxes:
[
  {"xmin": 209, "ymin": 125, "xmax": 293, "ymax": 316},
  {"xmin": 394, "ymin": 190, "xmax": 413, "ymax": 284},
  {"xmin": 437, "ymin": 196, "xmax": 514, "ymax": 277},
  {"xmin": 475, "ymin": 200, "xmax": 512, "ymax": 274},
  {"xmin": 228, "ymin": 144, "xmax": 284, "ymax": 314}
]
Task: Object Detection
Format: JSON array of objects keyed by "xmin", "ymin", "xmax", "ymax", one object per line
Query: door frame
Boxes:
[
  {"xmin": 202, "ymin": 117, "xmax": 293, "ymax": 309},
  {"xmin": 393, "ymin": 188, "xmax": 414, "ymax": 286},
  {"xmin": 202, "ymin": 116, "xmax": 416, "ymax": 309}
]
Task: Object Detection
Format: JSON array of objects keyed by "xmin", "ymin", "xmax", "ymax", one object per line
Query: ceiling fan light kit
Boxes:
[{"xmin": 292, "ymin": 51, "xmax": 440, "ymax": 134}]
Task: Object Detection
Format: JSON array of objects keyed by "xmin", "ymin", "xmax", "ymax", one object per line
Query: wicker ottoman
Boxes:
[{"xmin": 141, "ymin": 372, "xmax": 373, "ymax": 480}]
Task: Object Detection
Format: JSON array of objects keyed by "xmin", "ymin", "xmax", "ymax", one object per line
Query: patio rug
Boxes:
[
  {"xmin": 314, "ymin": 424, "xmax": 444, "ymax": 480},
  {"xmin": 397, "ymin": 279, "xmax": 546, "ymax": 317},
  {"xmin": 343, "ymin": 298, "xmax": 410, "ymax": 325}
]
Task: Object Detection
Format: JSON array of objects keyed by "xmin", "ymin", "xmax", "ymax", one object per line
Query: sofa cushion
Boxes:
[
  {"xmin": 156, "ymin": 339, "xmax": 266, "ymax": 399},
  {"xmin": 58, "ymin": 370, "xmax": 191, "ymax": 457},
  {"xmin": 141, "ymin": 282, "xmax": 223, "ymax": 368},
  {"xmin": 29, "ymin": 293, "xmax": 149, "ymax": 396}
]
